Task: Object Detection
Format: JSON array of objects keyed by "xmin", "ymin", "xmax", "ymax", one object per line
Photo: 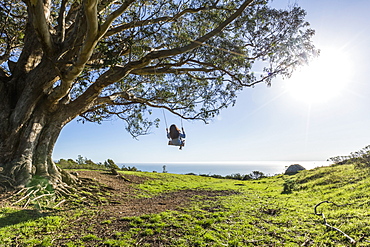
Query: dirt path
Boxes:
[
  {"xmin": 77, "ymin": 170, "xmax": 234, "ymax": 218},
  {"xmin": 1, "ymin": 170, "xmax": 238, "ymax": 246}
]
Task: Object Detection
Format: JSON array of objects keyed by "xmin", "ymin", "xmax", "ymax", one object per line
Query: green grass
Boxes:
[
  {"xmin": 0, "ymin": 208, "xmax": 66, "ymax": 246},
  {"xmin": 1, "ymin": 163, "xmax": 370, "ymax": 246},
  {"xmin": 124, "ymin": 171, "xmax": 246, "ymax": 197}
]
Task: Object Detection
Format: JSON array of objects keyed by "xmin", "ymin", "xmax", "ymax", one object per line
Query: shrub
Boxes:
[
  {"xmin": 121, "ymin": 165, "xmax": 140, "ymax": 171},
  {"xmin": 104, "ymin": 159, "xmax": 120, "ymax": 170},
  {"xmin": 282, "ymin": 179, "xmax": 297, "ymax": 194},
  {"xmin": 56, "ymin": 156, "xmax": 106, "ymax": 170},
  {"xmin": 354, "ymin": 161, "xmax": 370, "ymax": 169}
]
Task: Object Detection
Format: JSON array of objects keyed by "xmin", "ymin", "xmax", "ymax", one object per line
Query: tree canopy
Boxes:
[
  {"xmin": 0, "ymin": 0, "xmax": 316, "ymax": 136},
  {"xmin": 0, "ymin": 0, "xmax": 317, "ymax": 188}
]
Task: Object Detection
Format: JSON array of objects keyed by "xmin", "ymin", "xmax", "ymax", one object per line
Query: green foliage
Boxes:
[
  {"xmin": 281, "ymin": 178, "xmax": 297, "ymax": 194},
  {"xmin": 56, "ymin": 156, "xmax": 118, "ymax": 170},
  {"xmin": 249, "ymin": 170, "xmax": 267, "ymax": 180},
  {"xmin": 57, "ymin": 158, "xmax": 79, "ymax": 168},
  {"xmin": 0, "ymin": 1, "xmax": 26, "ymax": 65},
  {"xmin": 199, "ymin": 170, "xmax": 266, "ymax": 180},
  {"xmin": 56, "ymin": 156, "xmax": 142, "ymax": 172},
  {"xmin": 328, "ymin": 144, "xmax": 370, "ymax": 167},
  {"xmin": 121, "ymin": 165, "xmax": 141, "ymax": 172},
  {"xmin": 104, "ymin": 159, "xmax": 120, "ymax": 170}
]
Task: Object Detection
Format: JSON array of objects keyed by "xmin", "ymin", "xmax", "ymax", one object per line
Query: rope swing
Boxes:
[
  {"xmin": 162, "ymin": 108, "xmax": 186, "ymax": 150},
  {"xmin": 162, "ymin": 108, "xmax": 184, "ymax": 129}
]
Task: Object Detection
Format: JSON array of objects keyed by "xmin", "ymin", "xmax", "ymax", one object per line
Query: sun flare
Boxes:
[{"xmin": 285, "ymin": 47, "xmax": 352, "ymax": 104}]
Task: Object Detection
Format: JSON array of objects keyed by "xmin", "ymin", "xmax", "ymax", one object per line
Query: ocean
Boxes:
[{"xmin": 118, "ymin": 161, "xmax": 331, "ymax": 176}]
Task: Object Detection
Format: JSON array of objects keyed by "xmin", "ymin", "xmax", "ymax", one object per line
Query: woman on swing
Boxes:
[{"xmin": 166, "ymin": 124, "xmax": 186, "ymax": 150}]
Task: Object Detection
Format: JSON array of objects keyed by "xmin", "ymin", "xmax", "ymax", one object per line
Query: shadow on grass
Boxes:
[{"xmin": 0, "ymin": 209, "xmax": 44, "ymax": 228}]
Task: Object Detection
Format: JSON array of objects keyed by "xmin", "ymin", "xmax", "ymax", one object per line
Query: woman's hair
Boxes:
[{"xmin": 169, "ymin": 124, "xmax": 180, "ymax": 139}]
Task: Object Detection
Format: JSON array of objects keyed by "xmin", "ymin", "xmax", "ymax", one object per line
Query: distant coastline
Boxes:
[{"xmin": 118, "ymin": 160, "xmax": 331, "ymax": 176}]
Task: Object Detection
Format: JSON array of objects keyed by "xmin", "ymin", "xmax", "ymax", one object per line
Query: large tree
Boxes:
[{"xmin": 0, "ymin": 0, "xmax": 317, "ymax": 189}]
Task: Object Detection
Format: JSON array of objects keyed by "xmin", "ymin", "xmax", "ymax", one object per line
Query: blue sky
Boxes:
[{"xmin": 53, "ymin": 0, "xmax": 370, "ymax": 164}]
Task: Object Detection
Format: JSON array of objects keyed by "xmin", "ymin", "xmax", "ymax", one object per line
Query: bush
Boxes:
[
  {"xmin": 282, "ymin": 179, "xmax": 297, "ymax": 194},
  {"xmin": 328, "ymin": 144, "xmax": 370, "ymax": 167},
  {"xmin": 121, "ymin": 165, "xmax": 140, "ymax": 171},
  {"xmin": 185, "ymin": 173, "xmax": 197, "ymax": 176},
  {"xmin": 249, "ymin": 171, "xmax": 266, "ymax": 180},
  {"xmin": 104, "ymin": 159, "xmax": 120, "ymax": 170},
  {"xmin": 197, "ymin": 171, "xmax": 266, "ymax": 180},
  {"xmin": 225, "ymin": 173, "xmax": 243, "ymax": 180},
  {"xmin": 354, "ymin": 160, "xmax": 370, "ymax": 169},
  {"xmin": 56, "ymin": 156, "xmax": 106, "ymax": 170}
]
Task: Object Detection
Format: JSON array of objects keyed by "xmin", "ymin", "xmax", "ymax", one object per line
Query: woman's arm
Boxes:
[
  {"xmin": 180, "ymin": 128, "xmax": 186, "ymax": 138},
  {"xmin": 166, "ymin": 128, "xmax": 170, "ymax": 139}
]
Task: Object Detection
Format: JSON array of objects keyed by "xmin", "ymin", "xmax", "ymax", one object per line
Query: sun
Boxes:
[{"xmin": 285, "ymin": 47, "xmax": 352, "ymax": 104}]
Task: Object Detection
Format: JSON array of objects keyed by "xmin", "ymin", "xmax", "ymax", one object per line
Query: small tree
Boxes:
[
  {"xmin": 104, "ymin": 159, "xmax": 120, "ymax": 170},
  {"xmin": 282, "ymin": 179, "xmax": 297, "ymax": 194},
  {"xmin": 162, "ymin": 165, "xmax": 167, "ymax": 173},
  {"xmin": 76, "ymin": 155, "xmax": 86, "ymax": 166},
  {"xmin": 249, "ymin": 171, "xmax": 266, "ymax": 180}
]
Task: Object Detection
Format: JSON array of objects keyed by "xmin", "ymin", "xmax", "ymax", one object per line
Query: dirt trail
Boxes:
[{"xmin": 77, "ymin": 170, "xmax": 234, "ymax": 218}]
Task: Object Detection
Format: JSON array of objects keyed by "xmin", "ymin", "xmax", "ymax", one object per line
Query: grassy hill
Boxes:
[{"xmin": 0, "ymin": 163, "xmax": 369, "ymax": 246}]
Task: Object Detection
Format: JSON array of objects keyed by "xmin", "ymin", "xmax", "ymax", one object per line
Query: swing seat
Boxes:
[{"xmin": 168, "ymin": 140, "xmax": 185, "ymax": 147}]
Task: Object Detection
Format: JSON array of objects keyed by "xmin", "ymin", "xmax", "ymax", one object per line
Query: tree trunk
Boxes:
[
  {"xmin": 0, "ymin": 58, "xmax": 76, "ymax": 191},
  {"xmin": 0, "ymin": 108, "xmax": 75, "ymax": 190}
]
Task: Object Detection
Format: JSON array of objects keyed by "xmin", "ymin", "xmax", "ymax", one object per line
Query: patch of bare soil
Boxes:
[
  {"xmin": 76, "ymin": 170, "xmax": 236, "ymax": 217},
  {"xmin": 60, "ymin": 171, "xmax": 237, "ymax": 245},
  {"xmin": 1, "ymin": 170, "xmax": 238, "ymax": 246}
]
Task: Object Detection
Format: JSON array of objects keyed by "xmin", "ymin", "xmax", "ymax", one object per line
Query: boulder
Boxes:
[{"xmin": 285, "ymin": 164, "xmax": 306, "ymax": 175}]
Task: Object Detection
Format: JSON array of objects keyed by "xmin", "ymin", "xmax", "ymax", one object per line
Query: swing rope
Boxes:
[
  {"xmin": 162, "ymin": 108, "xmax": 184, "ymax": 129},
  {"xmin": 180, "ymin": 109, "xmax": 184, "ymax": 129},
  {"xmin": 162, "ymin": 108, "xmax": 168, "ymax": 128}
]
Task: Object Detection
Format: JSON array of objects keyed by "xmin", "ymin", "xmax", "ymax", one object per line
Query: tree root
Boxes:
[
  {"xmin": 2, "ymin": 170, "xmax": 126, "ymax": 210},
  {"xmin": 0, "ymin": 174, "xmax": 16, "ymax": 192},
  {"xmin": 5, "ymin": 173, "xmax": 117, "ymax": 210},
  {"xmin": 8, "ymin": 182, "xmax": 60, "ymax": 209}
]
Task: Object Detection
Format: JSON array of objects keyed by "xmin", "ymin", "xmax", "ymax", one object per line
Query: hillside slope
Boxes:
[{"xmin": 0, "ymin": 163, "xmax": 369, "ymax": 246}]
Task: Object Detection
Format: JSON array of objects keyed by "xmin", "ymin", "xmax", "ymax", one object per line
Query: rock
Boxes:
[{"xmin": 285, "ymin": 164, "xmax": 306, "ymax": 175}]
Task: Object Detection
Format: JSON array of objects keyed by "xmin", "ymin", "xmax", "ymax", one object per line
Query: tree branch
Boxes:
[
  {"xmin": 97, "ymin": 0, "xmax": 118, "ymax": 14},
  {"xmin": 67, "ymin": 0, "xmax": 254, "ymax": 118},
  {"xmin": 98, "ymin": 0, "xmax": 136, "ymax": 39},
  {"xmin": 145, "ymin": 0, "xmax": 254, "ymax": 60},
  {"xmin": 101, "ymin": 0, "xmax": 254, "ymax": 86},
  {"xmin": 27, "ymin": 0, "xmax": 54, "ymax": 54},
  {"xmin": 96, "ymin": 92, "xmax": 133, "ymax": 105},
  {"xmin": 104, "ymin": 5, "xmax": 222, "ymax": 37},
  {"xmin": 49, "ymin": 0, "xmax": 99, "ymax": 102},
  {"xmin": 72, "ymin": 0, "xmax": 99, "ymax": 77},
  {"xmin": 187, "ymin": 59, "xmax": 245, "ymax": 85},
  {"xmin": 314, "ymin": 201, "xmax": 356, "ymax": 244},
  {"xmin": 131, "ymin": 67, "xmax": 214, "ymax": 75},
  {"xmin": 57, "ymin": 0, "xmax": 68, "ymax": 43},
  {"xmin": 96, "ymin": 92, "xmax": 205, "ymax": 122}
]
